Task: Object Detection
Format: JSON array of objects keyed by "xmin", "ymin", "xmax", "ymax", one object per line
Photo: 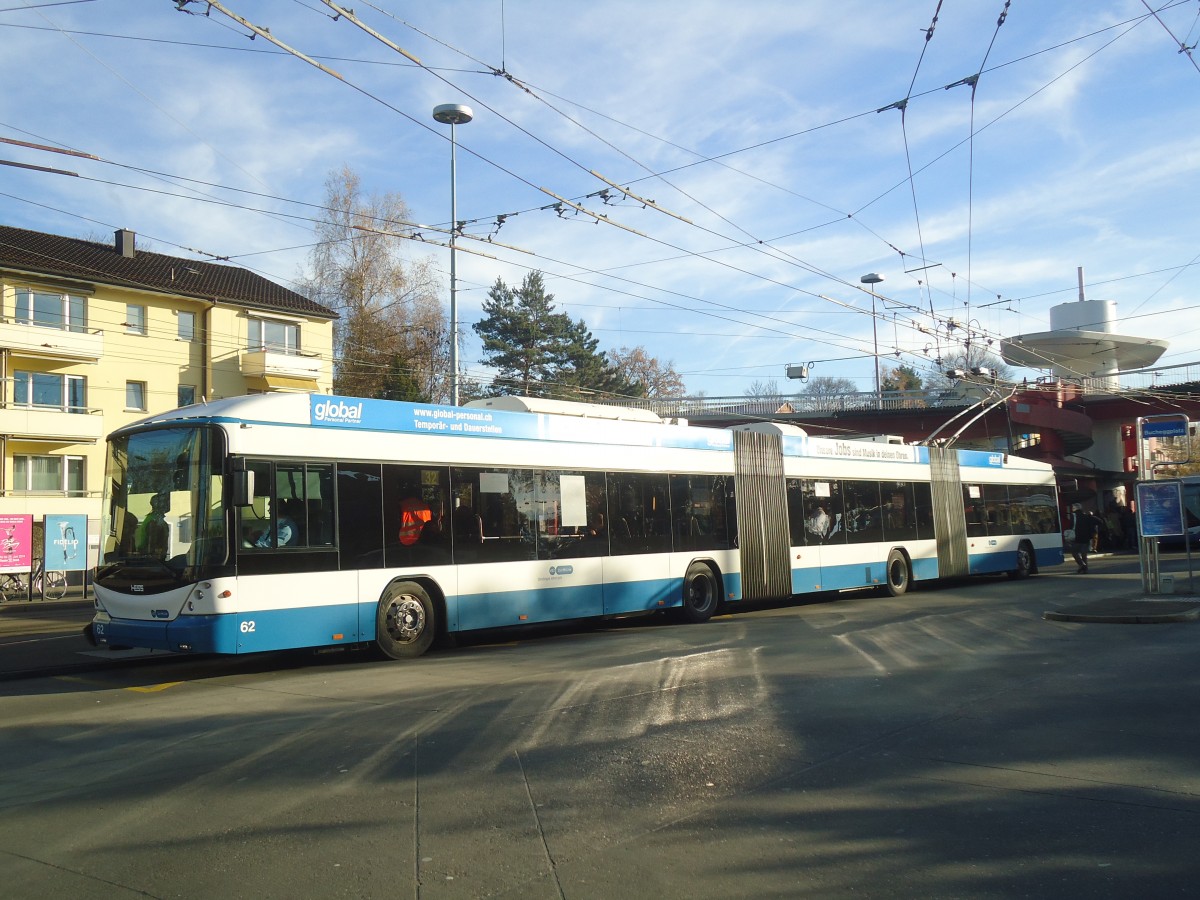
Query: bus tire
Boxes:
[
  {"xmin": 884, "ymin": 549, "xmax": 910, "ymax": 597},
  {"xmin": 375, "ymin": 581, "xmax": 436, "ymax": 660},
  {"xmin": 1008, "ymin": 541, "xmax": 1035, "ymax": 580},
  {"xmin": 679, "ymin": 562, "xmax": 720, "ymax": 623}
]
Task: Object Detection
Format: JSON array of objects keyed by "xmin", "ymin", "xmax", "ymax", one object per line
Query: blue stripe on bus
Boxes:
[
  {"xmin": 96, "ymin": 580, "xmax": 690, "ymax": 656},
  {"xmin": 94, "ymin": 613, "xmax": 241, "ymax": 654},
  {"xmin": 1037, "ymin": 545, "xmax": 1065, "ymax": 568},
  {"xmin": 95, "ymin": 543, "xmax": 1064, "ymax": 655}
]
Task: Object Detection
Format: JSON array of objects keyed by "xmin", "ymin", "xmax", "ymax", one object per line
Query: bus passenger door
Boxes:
[
  {"xmin": 786, "ymin": 477, "xmax": 829, "ymax": 594},
  {"xmin": 791, "ymin": 544, "xmax": 824, "ymax": 593},
  {"xmin": 604, "ymin": 472, "xmax": 675, "ymax": 614}
]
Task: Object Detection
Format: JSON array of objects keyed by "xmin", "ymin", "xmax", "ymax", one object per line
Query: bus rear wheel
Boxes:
[
  {"xmin": 1008, "ymin": 541, "xmax": 1034, "ymax": 580},
  {"xmin": 884, "ymin": 549, "xmax": 910, "ymax": 597},
  {"xmin": 375, "ymin": 581, "xmax": 436, "ymax": 659},
  {"xmin": 679, "ymin": 563, "xmax": 720, "ymax": 623}
]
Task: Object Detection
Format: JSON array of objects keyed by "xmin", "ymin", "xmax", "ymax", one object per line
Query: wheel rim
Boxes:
[
  {"xmin": 1018, "ymin": 547, "xmax": 1032, "ymax": 573},
  {"xmin": 687, "ymin": 574, "xmax": 713, "ymax": 611},
  {"xmin": 889, "ymin": 558, "xmax": 905, "ymax": 588},
  {"xmin": 384, "ymin": 594, "xmax": 426, "ymax": 645}
]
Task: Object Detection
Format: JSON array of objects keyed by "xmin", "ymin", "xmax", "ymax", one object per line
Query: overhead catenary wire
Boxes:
[
  {"xmin": 4, "ymin": 123, "xmax": 1185, "ymax": 398},
  {"xmin": 203, "ymin": 0, "xmax": 1018, "ymax": 352},
  {"xmin": 4, "ymin": 3, "xmax": 1195, "ymax": 398},
  {"xmin": 7, "ymin": 1, "xmax": 1161, "ymax": 355}
]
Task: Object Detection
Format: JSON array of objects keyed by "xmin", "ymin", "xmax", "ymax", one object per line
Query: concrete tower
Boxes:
[{"xmin": 1000, "ymin": 267, "xmax": 1167, "ymax": 394}]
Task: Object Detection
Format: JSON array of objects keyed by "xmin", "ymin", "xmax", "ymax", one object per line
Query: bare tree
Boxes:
[
  {"xmin": 800, "ymin": 375, "xmax": 858, "ymax": 412},
  {"xmin": 744, "ymin": 378, "xmax": 784, "ymax": 400},
  {"xmin": 299, "ymin": 166, "xmax": 448, "ymax": 401},
  {"xmin": 606, "ymin": 346, "xmax": 686, "ymax": 398}
]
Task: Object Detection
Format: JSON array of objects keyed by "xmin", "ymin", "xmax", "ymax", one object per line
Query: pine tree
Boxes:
[{"xmin": 473, "ymin": 272, "xmax": 637, "ymax": 399}]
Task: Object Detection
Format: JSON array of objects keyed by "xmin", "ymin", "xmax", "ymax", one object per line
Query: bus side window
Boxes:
[
  {"xmin": 609, "ymin": 472, "xmax": 670, "ymax": 555},
  {"xmin": 913, "ymin": 482, "xmax": 935, "ymax": 539},
  {"xmin": 240, "ymin": 461, "xmax": 272, "ymax": 548},
  {"xmin": 843, "ymin": 480, "xmax": 882, "ymax": 544},
  {"xmin": 337, "ymin": 463, "xmax": 384, "ymax": 568},
  {"xmin": 307, "ymin": 463, "xmax": 334, "ymax": 546},
  {"xmin": 785, "ymin": 478, "xmax": 807, "ymax": 546},
  {"xmin": 275, "ymin": 464, "xmax": 307, "ymax": 547},
  {"xmin": 882, "ymin": 482, "xmax": 918, "ymax": 542}
]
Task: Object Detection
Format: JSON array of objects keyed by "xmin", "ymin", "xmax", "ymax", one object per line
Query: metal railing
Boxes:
[
  {"xmin": 597, "ymin": 389, "xmax": 971, "ymax": 419},
  {"xmin": 597, "ymin": 362, "xmax": 1200, "ymax": 420}
]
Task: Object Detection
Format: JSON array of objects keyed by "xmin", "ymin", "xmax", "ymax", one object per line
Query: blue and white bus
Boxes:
[{"xmin": 90, "ymin": 393, "xmax": 1062, "ymax": 659}]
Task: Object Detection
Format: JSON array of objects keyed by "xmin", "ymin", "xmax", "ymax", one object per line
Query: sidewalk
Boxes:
[
  {"xmin": 1044, "ymin": 550, "xmax": 1200, "ymax": 623},
  {"xmin": 0, "ymin": 591, "xmax": 93, "ymax": 615}
]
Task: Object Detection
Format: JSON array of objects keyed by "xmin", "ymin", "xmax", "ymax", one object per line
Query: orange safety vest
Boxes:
[{"xmin": 398, "ymin": 498, "xmax": 432, "ymax": 545}]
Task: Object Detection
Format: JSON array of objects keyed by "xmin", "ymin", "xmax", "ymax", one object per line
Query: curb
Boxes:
[{"xmin": 1044, "ymin": 597, "xmax": 1200, "ymax": 624}]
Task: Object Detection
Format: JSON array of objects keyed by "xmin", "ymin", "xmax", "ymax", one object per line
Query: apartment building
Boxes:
[{"xmin": 0, "ymin": 224, "xmax": 336, "ymax": 561}]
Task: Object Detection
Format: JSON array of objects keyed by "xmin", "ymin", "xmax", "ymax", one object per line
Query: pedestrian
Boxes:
[
  {"xmin": 1066, "ymin": 503, "xmax": 1099, "ymax": 573},
  {"xmin": 1103, "ymin": 501, "xmax": 1124, "ymax": 552},
  {"xmin": 1119, "ymin": 503, "xmax": 1138, "ymax": 552}
]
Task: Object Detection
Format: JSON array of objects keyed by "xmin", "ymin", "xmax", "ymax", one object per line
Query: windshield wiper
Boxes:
[{"xmin": 99, "ymin": 555, "xmax": 185, "ymax": 580}]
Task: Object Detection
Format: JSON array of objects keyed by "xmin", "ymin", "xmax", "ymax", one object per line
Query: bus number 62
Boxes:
[{"xmin": 239, "ymin": 620, "xmax": 256, "ymax": 633}]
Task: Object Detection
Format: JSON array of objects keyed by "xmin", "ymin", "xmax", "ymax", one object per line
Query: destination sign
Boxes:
[{"xmin": 1140, "ymin": 417, "xmax": 1189, "ymax": 439}]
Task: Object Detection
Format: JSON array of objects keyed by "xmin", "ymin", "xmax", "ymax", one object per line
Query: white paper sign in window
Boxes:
[
  {"xmin": 559, "ymin": 475, "xmax": 587, "ymax": 527},
  {"xmin": 480, "ymin": 472, "xmax": 509, "ymax": 494}
]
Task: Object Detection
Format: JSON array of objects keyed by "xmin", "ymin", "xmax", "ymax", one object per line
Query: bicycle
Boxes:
[
  {"xmin": 0, "ymin": 561, "xmax": 67, "ymax": 602},
  {"xmin": 0, "ymin": 572, "xmax": 27, "ymax": 603}
]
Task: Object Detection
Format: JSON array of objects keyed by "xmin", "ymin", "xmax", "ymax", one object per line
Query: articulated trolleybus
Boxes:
[{"xmin": 91, "ymin": 393, "xmax": 1062, "ymax": 660}]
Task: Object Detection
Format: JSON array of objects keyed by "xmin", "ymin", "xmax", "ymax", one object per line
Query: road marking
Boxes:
[{"xmin": 127, "ymin": 682, "xmax": 183, "ymax": 693}]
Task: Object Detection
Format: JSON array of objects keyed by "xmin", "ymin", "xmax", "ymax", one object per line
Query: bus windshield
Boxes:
[{"xmin": 100, "ymin": 426, "xmax": 226, "ymax": 579}]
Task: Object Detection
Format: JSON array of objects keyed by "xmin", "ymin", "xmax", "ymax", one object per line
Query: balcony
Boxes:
[
  {"xmin": 0, "ymin": 319, "xmax": 103, "ymax": 363},
  {"xmin": 240, "ymin": 349, "xmax": 322, "ymax": 392},
  {"xmin": 0, "ymin": 405, "xmax": 105, "ymax": 444}
]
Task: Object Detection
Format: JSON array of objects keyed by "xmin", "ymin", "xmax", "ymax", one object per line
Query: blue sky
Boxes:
[{"xmin": 2, "ymin": 1, "xmax": 1198, "ymax": 398}]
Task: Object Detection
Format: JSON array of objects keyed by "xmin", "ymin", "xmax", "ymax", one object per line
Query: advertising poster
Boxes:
[
  {"xmin": 0, "ymin": 515, "xmax": 33, "ymax": 573},
  {"xmin": 43, "ymin": 514, "xmax": 89, "ymax": 572}
]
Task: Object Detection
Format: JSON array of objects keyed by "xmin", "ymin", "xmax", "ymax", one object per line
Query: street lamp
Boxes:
[
  {"xmin": 860, "ymin": 272, "xmax": 885, "ymax": 402},
  {"xmin": 432, "ymin": 102, "xmax": 474, "ymax": 406}
]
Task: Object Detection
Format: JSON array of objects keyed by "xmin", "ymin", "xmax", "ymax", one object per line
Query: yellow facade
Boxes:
[{"xmin": 0, "ymin": 241, "xmax": 334, "ymax": 564}]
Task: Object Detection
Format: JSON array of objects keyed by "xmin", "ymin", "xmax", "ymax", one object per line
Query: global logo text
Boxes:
[{"xmin": 314, "ymin": 400, "xmax": 364, "ymax": 424}]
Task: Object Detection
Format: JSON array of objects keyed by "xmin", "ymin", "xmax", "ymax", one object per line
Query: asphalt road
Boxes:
[{"xmin": 2, "ymin": 557, "xmax": 1198, "ymax": 898}]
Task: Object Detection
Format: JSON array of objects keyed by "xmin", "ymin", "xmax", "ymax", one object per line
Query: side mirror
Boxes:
[{"xmin": 232, "ymin": 469, "xmax": 255, "ymax": 507}]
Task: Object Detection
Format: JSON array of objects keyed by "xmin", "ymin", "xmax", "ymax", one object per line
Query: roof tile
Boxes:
[{"xmin": 0, "ymin": 225, "xmax": 336, "ymax": 319}]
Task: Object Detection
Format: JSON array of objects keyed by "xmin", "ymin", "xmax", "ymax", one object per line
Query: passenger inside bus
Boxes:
[
  {"xmin": 452, "ymin": 499, "xmax": 484, "ymax": 544},
  {"xmin": 805, "ymin": 503, "xmax": 830, "ymax": 541},
  {"xmin": 588, "ymin": 512, "xmax": 607, "ymax": 538},
  {"xmin": 251, "ymin": 498, "xmax": 303, "ymax": 548}
]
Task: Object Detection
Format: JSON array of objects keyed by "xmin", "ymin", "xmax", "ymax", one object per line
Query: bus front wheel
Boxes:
[
  {"xmin": 375, "ymin": 581, "xmax": 436, "ymax": 659},
  {"xmin": 679, "ymin": 563, "xmax": 720, "ymax": 623},
  {"xmin": 884, "ymin": 550, "xmax": 910, "ymax": 597}
]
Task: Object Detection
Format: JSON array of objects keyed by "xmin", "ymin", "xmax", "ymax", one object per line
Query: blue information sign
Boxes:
[
  {"xmin": 1141, "ymin": 417, "xmax": 1189, "ymax": 439},
  {"xmin": 1135, "ymin": 482, "xmax": 1185, "ymax": 538}
]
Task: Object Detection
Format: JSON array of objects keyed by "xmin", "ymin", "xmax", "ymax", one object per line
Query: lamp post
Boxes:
[
  {"xmin": 860, "ymin": 272, "xmax": 885, "ymax": 403},
  {"xmin": 432, "ymin": 103, "xmax": 473, "ymax": 406}
]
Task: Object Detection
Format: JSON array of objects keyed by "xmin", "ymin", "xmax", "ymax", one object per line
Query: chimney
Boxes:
[{"xmin": 115, "ymin": 228, "xmax": 135, "ymax": 259}]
